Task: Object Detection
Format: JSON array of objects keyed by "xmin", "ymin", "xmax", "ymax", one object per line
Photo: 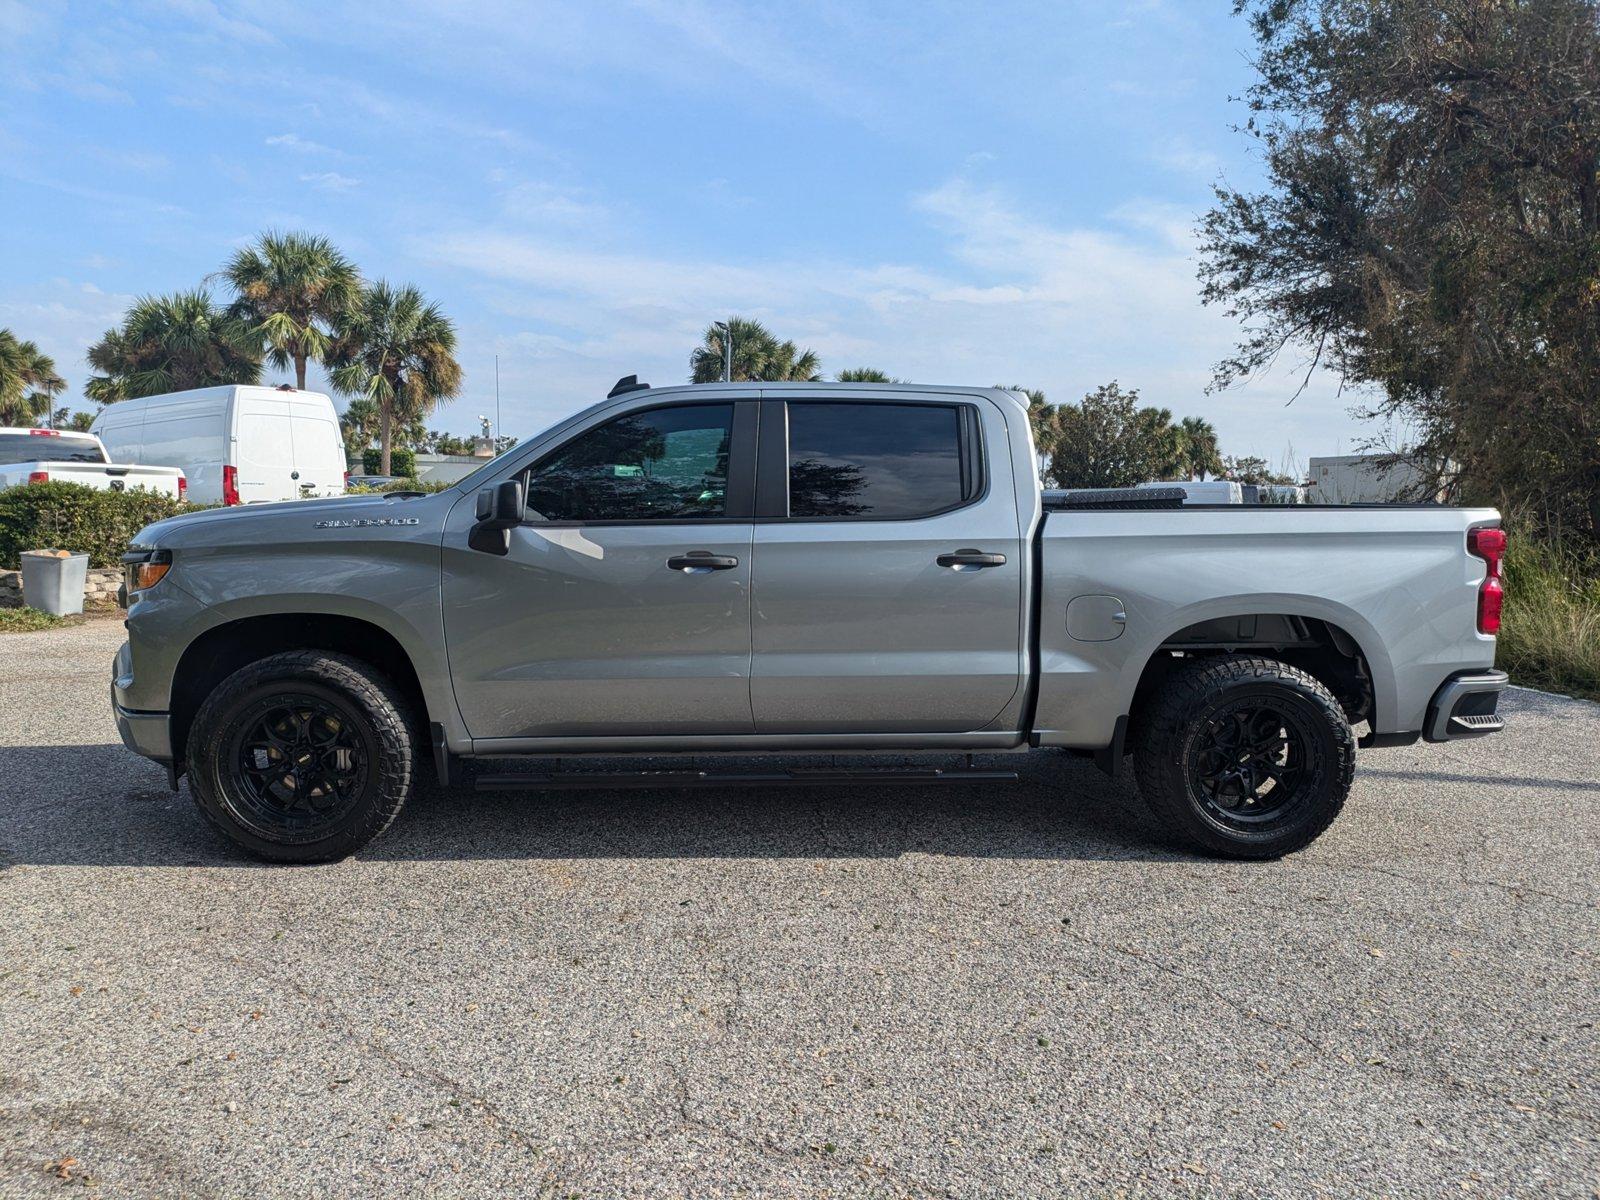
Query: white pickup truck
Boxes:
[{"xmin": 0, "ymin": 428, "xmax": 186, "ymax": 498}]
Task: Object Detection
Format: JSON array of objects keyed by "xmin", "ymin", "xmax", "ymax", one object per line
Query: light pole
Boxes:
[{"xmin": 712, "ymin": 319, "xmax": 732, "ymax": 382}]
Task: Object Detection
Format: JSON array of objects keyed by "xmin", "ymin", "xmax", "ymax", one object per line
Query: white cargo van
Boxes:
[{"xmin": 92, "ymin": 386, "xmax": 347, "ymax": 506}]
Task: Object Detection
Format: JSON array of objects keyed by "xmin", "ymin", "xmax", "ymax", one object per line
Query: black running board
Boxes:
[{"xmin": 473, "ymin": 767, "xmax": 1018, "ymax": 792}]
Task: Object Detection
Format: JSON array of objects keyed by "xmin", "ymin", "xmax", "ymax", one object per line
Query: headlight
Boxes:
[{"xmin": 121, "ymin": 548, "xmax": 173, "ymax": 596}]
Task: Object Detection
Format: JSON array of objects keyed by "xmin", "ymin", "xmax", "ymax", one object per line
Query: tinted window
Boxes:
[
  {"xmin": 0, "ymin": 433, "xmax": 106, "ymax": 465},
  {"xmin": 525, "ymin": 404, "xmax": 734, "ymax": 522},
  {"xmin": 787, "ymin": 403, "xmax": 967, "ymax": 519}
]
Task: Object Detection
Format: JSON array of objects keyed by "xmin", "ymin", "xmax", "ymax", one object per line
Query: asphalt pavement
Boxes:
[{"xmin": 1, "ymin": 619, "xmax": 1596, "ymax": 1198}]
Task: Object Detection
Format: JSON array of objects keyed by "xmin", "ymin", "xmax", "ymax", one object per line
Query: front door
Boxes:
[
  {"xmin": 444, "ymin": 400, "xmax": 757, "ymax": 740},
  {"xmin": 750, "ymin": 396, "xmax": 1026, "ymax": 734}
]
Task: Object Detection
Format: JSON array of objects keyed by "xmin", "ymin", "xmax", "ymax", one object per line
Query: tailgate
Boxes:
[{"xmin": 52, "ymin": 464, "xmax": 184, "ymax": 496}]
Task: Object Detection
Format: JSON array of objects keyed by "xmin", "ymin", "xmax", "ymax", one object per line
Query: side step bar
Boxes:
[{"xmin": 473, "ymin": 766, "xmax": 1019, "ymax": 792}]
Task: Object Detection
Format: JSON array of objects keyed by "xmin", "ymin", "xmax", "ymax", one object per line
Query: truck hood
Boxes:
[{"xmin": 130, "ymin": 491, "xmax": 458, "ymax": 550}]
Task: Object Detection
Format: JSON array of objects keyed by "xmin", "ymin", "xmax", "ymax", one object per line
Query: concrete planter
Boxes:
[{"xmin": 20, "ymin": 550, "xmax": 90, "ymax": 616}]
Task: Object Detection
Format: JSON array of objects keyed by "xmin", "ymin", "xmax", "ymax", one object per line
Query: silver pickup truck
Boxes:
[{"xmin": 111, "ymin": 381, "xmax": 1508, "ymax": 863}]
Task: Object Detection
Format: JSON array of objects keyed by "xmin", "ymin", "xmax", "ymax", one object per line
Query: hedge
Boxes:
[
  {"xmin": 362, "ymin": 446, "xmax": 416, "ymax": 477},
  {"xmin": 0, "ymin": 482, "xmax": 209, "ymax": 569}
]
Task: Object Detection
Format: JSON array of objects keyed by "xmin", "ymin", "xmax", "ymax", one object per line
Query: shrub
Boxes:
[
  {"xmin": 379, "ymin": 477, "xmax": 451, "ymax": 494},
  {"xmin": 0, "ymin": 606, "xmax": 69, "ymax": 633},
  {"xmin": 362, "ymin": 446, "xmax": 415, "ymax": 477},
  {"xmin": 1498, "ymin": 538, "xmax": 1600, "ymax": 702},
  {"xmin": 0, "ymin": 482, "xmax": 207, "ymax": 569}
]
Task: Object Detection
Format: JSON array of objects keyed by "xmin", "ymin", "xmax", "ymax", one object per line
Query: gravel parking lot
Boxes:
[{"xmin": 1, "ymin": 619, "xmax": 1597, "ymax": 1198}]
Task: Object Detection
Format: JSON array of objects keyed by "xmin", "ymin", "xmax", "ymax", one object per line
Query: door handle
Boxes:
[
  {"xmin": 936, "ymin": 548, "xmax": 1007, "ymax": 570},
  {"xmin": 667, "ymin": 551, "xmax": 740, "ymax": 573}
]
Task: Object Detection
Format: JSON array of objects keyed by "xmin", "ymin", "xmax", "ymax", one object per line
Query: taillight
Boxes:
[
  {"xmin": 28, "ymin": 428, "xmax": 59, "ymax": 437},
  {"xmin": 27, "ymin": 471, "xmax": 49, "ymax": 484},
  {"xmin": 222, "ymin": 464, "xmax": 240, "ymax": 506},
  {"xmin": 177, "ymin": 475, "xmax": 187, "ymax": 500},
  {"xmin": 1468, "ymin": 527, "xmax": 1507, "ymax": 635}
]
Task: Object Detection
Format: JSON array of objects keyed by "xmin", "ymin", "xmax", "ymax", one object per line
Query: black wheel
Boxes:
[
  {"xmin": 1132, "ymin": 655, "xmax": 1355, "ymax": 859},
  {"xmin": 186, "ymin": 651, "xmax": 415, "ymax": 863}
]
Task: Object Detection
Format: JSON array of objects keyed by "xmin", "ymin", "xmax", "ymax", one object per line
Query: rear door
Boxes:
[
  {"xmin": 285, "ymin": 396, "xmax": 348, "ymax": 496},
  {"xmin": 444, "ymin": 397, "xmax": 759, "ymax": 740},
  {"xmin": 233, "ymin": 397, "xmax": 298, "ymax": 503},
  {"xmin": 749, "ymin": 395, "xmax": 1025, "ymax": 733}
]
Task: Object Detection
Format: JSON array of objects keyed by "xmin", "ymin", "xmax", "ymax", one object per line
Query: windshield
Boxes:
[{"xmin": 0, "ymin": 433, "xmax": 107, "ymax": 465}]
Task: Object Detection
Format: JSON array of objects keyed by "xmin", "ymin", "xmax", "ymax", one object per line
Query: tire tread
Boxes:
[{"xmin": 1132, "ymin": 654, "xmax": 1355, "ymax": 859}]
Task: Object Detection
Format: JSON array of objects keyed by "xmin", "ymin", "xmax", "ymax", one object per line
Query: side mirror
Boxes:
[{"xmin": 468, "ymin": 480, "xmax": 525, "ymax": 555}]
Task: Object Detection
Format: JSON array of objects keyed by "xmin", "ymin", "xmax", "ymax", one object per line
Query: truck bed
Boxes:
[{"xmin": 1030, "ymin": 503, "xmax": 1500, "ymax": 748}]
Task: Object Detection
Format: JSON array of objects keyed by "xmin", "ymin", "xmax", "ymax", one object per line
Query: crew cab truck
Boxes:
[
  {"xmin": 111, "ymin": 382, "xmax": 1508, "ymax": 863},
  {"xmin": 0, "ymin": 428, "xmax": 186, "ymax": 497}
]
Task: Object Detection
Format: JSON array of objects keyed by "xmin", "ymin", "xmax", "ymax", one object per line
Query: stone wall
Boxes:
[{"xmin": 0, "ymin": 567, "xmax": 123, "ymax": 610}]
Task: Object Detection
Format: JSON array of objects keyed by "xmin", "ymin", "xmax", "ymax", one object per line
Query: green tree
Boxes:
[
  {"xmin": 362, "ymin": 445, "xmax": 416, "ymax": 478},
  {"xmin": 329, "ymin": 281, "xmax": 462, "ymax": 476},
  {"xmin": 1200, "ymin": 0, "xmax": 1600, "ymax": 538},
  {"xmin": 338, "ymin": 396, "xmax": 381, "ymax": 458},
  {"xmin": 48, "ymin": 406, "xmax": 99, "ymax": 432},
  {"xmin": 1222, "ymin": 456, "xmax": 1296, "ymax": 487},
  {"xmin": 1045, "ymin": 382, "xmax": 1189, "ymax": 489},
  {"xmin": 690, "ymin": 317, "xmax": 821, "ymax": 383},
  {"xmin": 0, "ymin": 330, "xmax": 65, "ymax": 426},
  {"xmin": 1178, "ymin": 416, "xmax": 1224, "ymax": 481},
  {"xmin": 221, "ymin": 231, "xmax": 361, "ymax": 390},
  {"xmin": 836, "ymin": 368, "xmax": 903, "ymax": 383},
  {"xmin": 86, "ymin": 290, "xmax": 260, "ymax": 403}
]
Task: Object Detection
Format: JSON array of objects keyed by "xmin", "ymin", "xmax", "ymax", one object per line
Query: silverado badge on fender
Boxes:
[{"xmin": 313, "ymin": 517, "xmax": 422, "ymax": 529}]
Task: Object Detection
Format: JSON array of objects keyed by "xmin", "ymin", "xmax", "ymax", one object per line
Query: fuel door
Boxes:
[{"xmin": 1066, "ymin": 594, "xmax": 1127, "ymax": 642}]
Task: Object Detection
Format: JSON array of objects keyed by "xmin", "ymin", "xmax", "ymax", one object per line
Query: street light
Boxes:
[{"xmin": 712, "ymin": 319, "xmax": 732, "ymax": 382}]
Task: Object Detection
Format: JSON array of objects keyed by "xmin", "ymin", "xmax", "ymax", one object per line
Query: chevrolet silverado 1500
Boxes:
[{"xmin": 111, "ymin": 382, "xmax": 1507, "ymax": 862}]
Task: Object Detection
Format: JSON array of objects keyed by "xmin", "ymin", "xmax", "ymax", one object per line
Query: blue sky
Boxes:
[{"xmin": 0, "ymin": 0, "xmax": 1379, "ymax": 465}]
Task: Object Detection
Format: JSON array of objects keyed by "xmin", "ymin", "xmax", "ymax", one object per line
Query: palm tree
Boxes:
[
  {"xmin": 836, "ymin": 368, "xmax": 904, "ymax": 383},
  {"xmin": 338, "ymin": 396, "xmax": 381, "ymax": 458},
  {"xmin": 86, "ymin": 291, "xmax": 260, "ymax": 403},
  {"xmin": 1179, "ymin": 416, "xmax": 1223, "ymax": 480},
  {"xmin": 221, "ymin": 231, "xmax": 361, "ymax": 389},
  {"xmin": 328, "ymin": 281, "xmax": 461, "ymax": 476},
  {"xmin": 690, "ymin": 317, "xmax": 822, "ymax": 383},
  {"xmin": 0, "ymin": 330, "xmax": 66, "ymax": 426}
]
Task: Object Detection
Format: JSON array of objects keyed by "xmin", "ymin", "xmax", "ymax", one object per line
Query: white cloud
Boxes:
[
  {"xmin": 298, "ymin": 171, "xmax": 359, "ymax": 193},
  {"xmin": 418, "ymin": 174, "xmax": 1359, "ymax": 459},
  {"xmin": 266, "ymin": 133, "xmax": 339, "ymax": 155}
]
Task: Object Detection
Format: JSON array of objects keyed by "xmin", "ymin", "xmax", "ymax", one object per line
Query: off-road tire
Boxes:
[
  {"xmin": 1132, "ymin": 655, "xmax": 1355, "ymax": 859},
  {"xmin": 186, "ymin": 651, "xmax": 415, "ymax": 863}
]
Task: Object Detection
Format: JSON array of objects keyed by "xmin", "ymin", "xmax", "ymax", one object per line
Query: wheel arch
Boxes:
[
  {"xmin": 169, "ymin": 612, "xmax": 432, "ymax": 769},
  {"xmin": 1122, "ymin": 597, "xmax": 1394, "ymax": 738}
]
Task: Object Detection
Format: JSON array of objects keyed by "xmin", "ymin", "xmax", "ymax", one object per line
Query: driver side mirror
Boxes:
[{"xmin": 468, "ymin": 479, "xmax": 525, "ymax": 555}]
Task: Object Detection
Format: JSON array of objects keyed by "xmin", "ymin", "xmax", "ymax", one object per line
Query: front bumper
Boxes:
[
  {"xmin": 1424, "ymin": 669, "xmax": 1508, "ymax": 742},
  {"xmin": 112, "ymin": 645, "xmax": 172, "ymax": 763}
]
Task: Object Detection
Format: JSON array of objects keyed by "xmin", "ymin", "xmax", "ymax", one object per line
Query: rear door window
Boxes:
[
  {"xmin": 0, "ymin": 433, "xmax": 106, "ymax": 464},
  {"xmin": 785, "ymin": 402, "xmax": 972, "ymax": 519}
]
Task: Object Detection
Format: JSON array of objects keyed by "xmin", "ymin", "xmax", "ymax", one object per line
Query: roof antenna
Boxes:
[{"xmin": 608, "ymin": 374, "xmax": 650, "ymax": 398}]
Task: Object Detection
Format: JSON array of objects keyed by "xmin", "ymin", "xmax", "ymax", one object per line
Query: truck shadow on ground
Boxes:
[{"xmin": 0, "ymin": 743, "xmax": 1192, "ymax": 868}]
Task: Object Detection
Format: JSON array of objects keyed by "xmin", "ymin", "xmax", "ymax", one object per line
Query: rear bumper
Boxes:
[{"xmin": 1424, "ymin": 669, "xmax": 1508, "ymax": 742}]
